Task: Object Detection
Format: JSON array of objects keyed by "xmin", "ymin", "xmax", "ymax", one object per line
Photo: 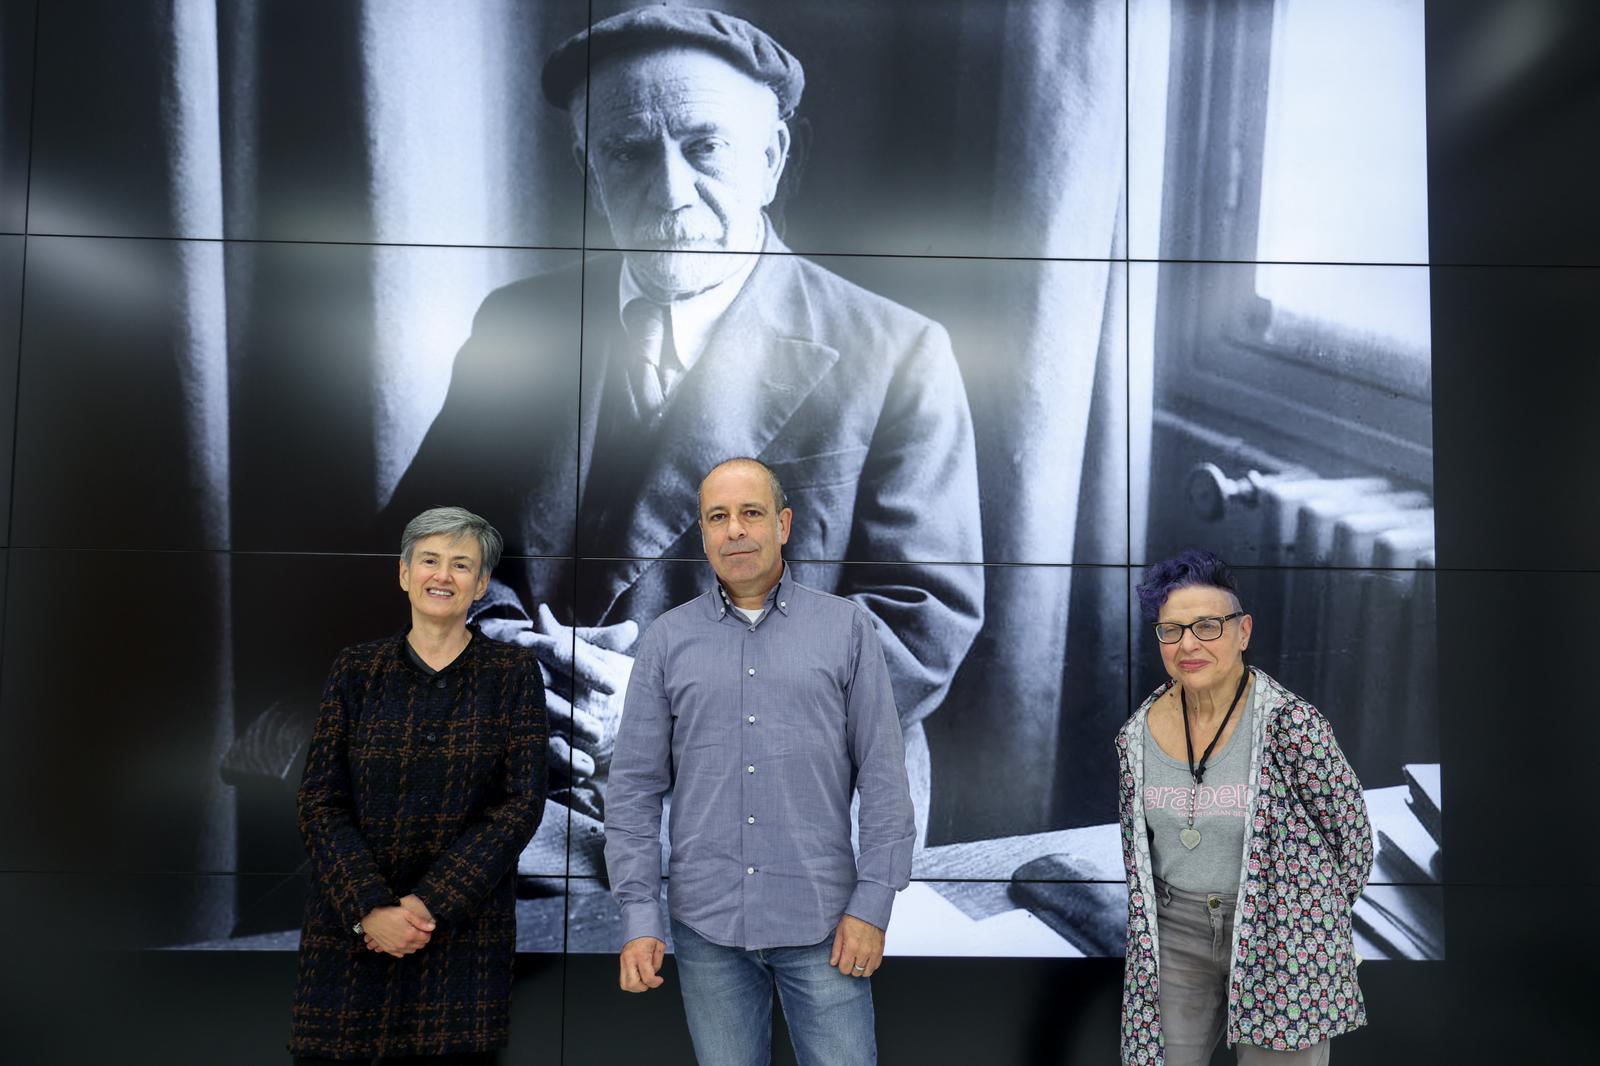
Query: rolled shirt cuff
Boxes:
[
  {"xmin": 843, "ymin": 879, "xmax": 897, "ymax": 932},
  {"xmin": 619, "ymin": 899, "xmax": 667, "ymax": 948}
]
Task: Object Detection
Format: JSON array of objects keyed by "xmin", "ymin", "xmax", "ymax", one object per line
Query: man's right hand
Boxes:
[
  {"xmin": 359, "ymin": 904, "xmax": 435, "ymax": 957},
  {"xmin": 618, "ymin": 936, "xmax": 666, "ymax": 993}
]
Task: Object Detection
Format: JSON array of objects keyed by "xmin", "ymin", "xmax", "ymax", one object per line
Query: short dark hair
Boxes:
[
  {"xmin": 698, "ymin": 456, "xmax": 786, "ymax": 514},
  {"xmin": 1135, "ymin": 548, "xmax": 1242, "ymax": 621}
]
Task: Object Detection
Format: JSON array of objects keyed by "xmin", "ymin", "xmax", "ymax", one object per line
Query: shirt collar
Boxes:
[
  {"xmin": 709, "ymin": 564, "xmax": 791, "ymax": 620},
  {"xmin": 617, "ymin": 216, "xmax": 767, "ymax": 373}
]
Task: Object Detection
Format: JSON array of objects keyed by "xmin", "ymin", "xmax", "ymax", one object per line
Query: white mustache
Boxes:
[{"xmin": 635, "ymin": 212, "xmax": 722, "ymax": 246}]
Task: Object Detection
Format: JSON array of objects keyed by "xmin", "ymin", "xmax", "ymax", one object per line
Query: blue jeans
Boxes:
[{"xmin": 670, "ymin": 918, "xmax": 876, "ymax": 1066}]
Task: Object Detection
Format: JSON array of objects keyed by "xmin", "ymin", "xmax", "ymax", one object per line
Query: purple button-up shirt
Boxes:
[{"xmin": 603, "ymin": 572, "xmax": 915, "ymax": 950}]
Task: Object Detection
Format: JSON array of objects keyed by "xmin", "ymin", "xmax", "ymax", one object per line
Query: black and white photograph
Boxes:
[{"xmin": 4, "ymin": 0, "xmax": 1440, "ymax": 972}]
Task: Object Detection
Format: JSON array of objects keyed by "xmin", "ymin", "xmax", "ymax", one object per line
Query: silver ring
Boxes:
[{"xmin": 852, "ymin": 965, "xmax": 865, "ymax": 972}]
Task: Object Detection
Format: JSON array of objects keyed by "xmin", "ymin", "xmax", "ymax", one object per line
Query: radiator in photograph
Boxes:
[
  {"xmin": 1187, "ymin": 463, "xmax": 1443, "ymax": 960},
  {"xmin": 1186, "ymin": 464, "xmax": 1437, "ymax": 788}
]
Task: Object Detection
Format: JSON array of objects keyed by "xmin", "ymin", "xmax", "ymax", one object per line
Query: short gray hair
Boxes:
[
  {"xmin": 400, "ymin": 506, "xmax": 503, "ymax": 574},
  {"xmin": 700, "ymin": 456, "xmax": 787, "ymax": 514}
]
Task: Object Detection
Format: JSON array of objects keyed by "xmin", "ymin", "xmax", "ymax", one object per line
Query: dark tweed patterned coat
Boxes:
[{"xmin": 289, "ymin": 627, "xmax": 547, "ymax": 1059}]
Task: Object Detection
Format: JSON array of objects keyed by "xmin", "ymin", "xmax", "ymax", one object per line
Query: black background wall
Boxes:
[{"xmin": 1, "ymin": 0, "xmax": 1596, "ymax": 1062}]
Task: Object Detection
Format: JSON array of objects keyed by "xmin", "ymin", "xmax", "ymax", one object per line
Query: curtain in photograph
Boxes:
[
  {"xmin": 356, "ymin": 0, "xmax": 580, "ymax": 506},
  {"xmin": 932, "ymin": 0, "xmax": 1128, "ymax": 841},
  {"xmin": 173, "ymin": 0, "xmax": 579, "ymax": 545},
  {"xmin": 133, "ymin": 0, "xmax": 580, "ymax": 936},
  {"xmin": 63, "ymin": 0, "xmax": 238, "ymax": 939}
]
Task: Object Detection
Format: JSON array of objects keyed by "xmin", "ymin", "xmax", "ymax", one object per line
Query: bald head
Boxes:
[
  {"xmin": 698, "ymin": 457, "xmax": 786, "ymax": 514},
  {"xmin": 698, "ymin": 457, "xmax": 791, "ymax": 605}
]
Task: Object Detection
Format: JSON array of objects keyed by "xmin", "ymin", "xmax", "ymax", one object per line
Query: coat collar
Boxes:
[{"xmin": 392, "ymin": 622, "xmax": 482, "ymax": 676}]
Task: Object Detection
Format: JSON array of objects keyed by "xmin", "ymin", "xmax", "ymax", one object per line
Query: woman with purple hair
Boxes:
[{"xmin": 1115, "ymin": 549, "xmax": 1373, "ymax": 1065}]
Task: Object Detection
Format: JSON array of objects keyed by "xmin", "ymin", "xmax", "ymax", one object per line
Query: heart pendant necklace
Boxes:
[{"xmin": 1179, "ymin": 666, "xmax": 1252, "ymax": 851}]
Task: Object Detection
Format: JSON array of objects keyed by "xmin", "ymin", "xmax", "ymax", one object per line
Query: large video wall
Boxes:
[{"xmin": 0, "ymin": 0, "xmax": 1463, "ymax": 1060}]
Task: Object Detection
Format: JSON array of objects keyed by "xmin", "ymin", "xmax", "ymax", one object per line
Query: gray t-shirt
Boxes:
[{"xmin": 1143, "ymin": 688, "xmax": 1254, "ymax": 894}]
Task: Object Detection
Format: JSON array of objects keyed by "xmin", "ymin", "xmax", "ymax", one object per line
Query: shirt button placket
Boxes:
[{"xmin": 742, "ymin": 635, "xmax": 762, "ymax": 930}]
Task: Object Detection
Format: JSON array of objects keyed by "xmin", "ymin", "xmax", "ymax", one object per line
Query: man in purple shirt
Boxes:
[{"xmin": 604, "ymin": 457, "xmax": 915, "ymax": 1065}]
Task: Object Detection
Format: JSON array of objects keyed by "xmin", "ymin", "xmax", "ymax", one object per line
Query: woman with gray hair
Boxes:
[
  {"xmin": 289, "ymin": 507, "xmax": 548, "ymax": 1064},
  {"xmin": 1116, "ymin": 549, "xmax": 1372, "ymax": 1065}
]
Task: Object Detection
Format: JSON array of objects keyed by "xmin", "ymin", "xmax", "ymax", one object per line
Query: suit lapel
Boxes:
[{"xmin": 592, "ymin": 243, "xmax": 841, "ymax": 618}]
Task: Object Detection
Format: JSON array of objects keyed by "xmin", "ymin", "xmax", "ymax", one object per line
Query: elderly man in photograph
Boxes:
[
  {"xmin": 604, "ymin": 457, "xmax": 915, "ymax": 1065},
  {"xmin": 383, "ymin": 4, "xmax": 982, "ymax": 840}
]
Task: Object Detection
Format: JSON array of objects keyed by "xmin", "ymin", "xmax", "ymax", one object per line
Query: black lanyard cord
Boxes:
[{"xmin": 1180, "ymin": 666, "xmax": 1252, "ymax": 785}]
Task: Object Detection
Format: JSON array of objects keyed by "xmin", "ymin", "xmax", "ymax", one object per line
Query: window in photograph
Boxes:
[
  {"xmin": 1254, "ymin": 0, "xmax": 1430, "ymax": 384},
  {"xmin": 1154, "ymin": 0, "xmax": 1432, "ymax": 482}
]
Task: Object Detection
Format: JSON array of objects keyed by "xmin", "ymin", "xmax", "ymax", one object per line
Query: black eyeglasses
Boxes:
[{"xmin": 1153, "ymin": 612, "xmax": 1244, "ymax": 644}]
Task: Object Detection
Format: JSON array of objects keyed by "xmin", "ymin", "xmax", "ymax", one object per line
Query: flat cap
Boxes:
[{"xmin": 542, "ymin": 5, "xmax": 805, "ymax": 117}]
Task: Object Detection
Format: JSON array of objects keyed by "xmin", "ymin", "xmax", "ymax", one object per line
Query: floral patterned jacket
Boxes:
[{"xmin": 1115, "ymin": 670, "xmax": 1373, "ymax": 1064}]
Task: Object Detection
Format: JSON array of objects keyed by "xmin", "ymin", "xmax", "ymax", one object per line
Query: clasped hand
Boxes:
[{"xmin": 361, "ymin": 894, "xmax": 436, "ymax": 957}]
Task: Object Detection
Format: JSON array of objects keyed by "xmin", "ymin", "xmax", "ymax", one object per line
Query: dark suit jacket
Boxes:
[{"xmin": 385, "ymin": 237, "xmax": 983, "ymax": 732}]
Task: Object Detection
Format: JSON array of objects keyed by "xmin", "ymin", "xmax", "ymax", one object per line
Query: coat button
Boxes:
[{"xmin": 435, "ymin": 679, "xmax": 447, "ymax": 689}]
